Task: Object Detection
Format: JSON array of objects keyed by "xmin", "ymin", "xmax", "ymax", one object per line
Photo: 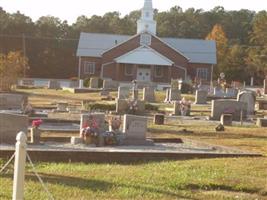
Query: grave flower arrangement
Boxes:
[
  {"xmin": 103, "ymin": 131, "xmax": 118, "ymax": 145},
  {"xmin": 127, "ymin": 99, "xmax": 138, "ymax": 114},
  {"xmin": 32, "ymin": 119, "xmax": 43, "ymax": 128},
  {"xmin": 108, "ymin": 116, "xmax": 121, "ymax": 131},
  {"xmin": 80, "ymin": 116, "xmax": 100, "ymax": 145},
  {"xmin": 256, "ymin": 88, "xmax": 262, "ymax": 97},
  {"xmin": 179, "ymin": 98, "xmax": 191, "ymax": 116}
]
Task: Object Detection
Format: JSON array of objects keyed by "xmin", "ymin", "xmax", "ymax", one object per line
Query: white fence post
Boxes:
[{"xmin": 12, "ymin": 132, "xmax": 27, "ymax": 200}]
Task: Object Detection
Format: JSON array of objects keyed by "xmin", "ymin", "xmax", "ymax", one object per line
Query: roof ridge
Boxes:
[
  {"xmin": 81, "ymin": 32, "xmax": 131, "ymax": 37},
  {"xmin": 81, "ymin": 32, "xmax": 215, "ymax": 43},
  {"xmin": 162, "ymin": 37, "xmax": 215, "ymax": 42}
]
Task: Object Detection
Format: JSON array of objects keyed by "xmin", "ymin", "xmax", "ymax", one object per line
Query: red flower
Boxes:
[{"xmin": 32, "ymin": 119, "xmax": 43, "ymax": 128}]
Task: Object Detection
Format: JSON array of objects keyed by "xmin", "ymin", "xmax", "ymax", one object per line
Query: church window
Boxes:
[
  {"xmin": 154, "ymin": 66, "xmax": 163, "ymax": 77},
  {"xmin": 84, "ymin": 61, "xmax": 95, "ymax": 74},
  {"xmin": 197, "ymin": 68, "xmax": 208, "ymax": 80},
  {"xmin": 140, "ymin": 34, "xmax": 151, "ymax": 45},
  {"xmin": 145, "ymin": 12, "xmax": 150, "ymax": 18},
  {"xmin": 124, "ymin": 64, "xmax": 134, "ymax": 76}
]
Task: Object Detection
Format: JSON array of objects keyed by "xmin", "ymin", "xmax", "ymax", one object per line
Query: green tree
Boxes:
[
  {"xmin": 247, "ymin": 11, "xmax": 267, "ymax": 82},
  {"xmin": 224, "ymin": 45, "xmax": 248, "ymax": 81}
]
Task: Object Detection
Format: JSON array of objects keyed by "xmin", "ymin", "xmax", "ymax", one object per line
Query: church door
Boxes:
[{"xmin": 137, "ymin": 66, "xmax": 151, "ymax": 82}]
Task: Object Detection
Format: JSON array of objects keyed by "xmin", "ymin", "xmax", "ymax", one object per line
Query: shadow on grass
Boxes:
[
  {"xmin": 2, "ymin": 173, "xmax": 196, "ymax": 199},
  {"xmin": 31, "ymin": 93, "xmax": 87, "ymax": 101},
  {"xmin": 178, "ymin": 183, "xmax": 264, "ymax": 195},
  {"xmin": 148, "ymin": 128, "xmax": 267, "ymax": 140}
]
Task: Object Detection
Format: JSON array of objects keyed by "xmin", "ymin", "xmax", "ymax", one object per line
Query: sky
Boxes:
[{"xmin": 1, "ymin": 0, "xmax": 266, "ymax": 24}]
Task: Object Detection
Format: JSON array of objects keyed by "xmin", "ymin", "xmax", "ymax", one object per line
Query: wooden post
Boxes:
[{"xmin": 12, "ymin": 132, "xmax": 27, "ymax": 200}]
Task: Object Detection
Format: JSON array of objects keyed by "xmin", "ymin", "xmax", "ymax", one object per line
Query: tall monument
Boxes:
[{"xmin": 137, "ymin": 0, "xmax": 157, "ymax": 35}]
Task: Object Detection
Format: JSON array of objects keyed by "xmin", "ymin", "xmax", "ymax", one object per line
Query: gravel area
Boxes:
[{"xmin": 0, "ymin": 140, "xmax": 259, "ymax": 155}]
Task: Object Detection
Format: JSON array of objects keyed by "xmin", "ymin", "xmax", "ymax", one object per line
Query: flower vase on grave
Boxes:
[
  {"xmin": 131, "ymin": 80, "xmax": 138, "ymax": 100},
  {"xmin": 30, "ymin": 127, "xmax": 41, "ymax": 144},
  {"xmin": 132, "ymin": 89, "xmax": 138, "ymax": 100},
  {"xmin": 108, "ymin": 117, "xmax": 121, "ymax": 132},
  {"xmin": 31, "ymin": 119, "xmax": 42, "ymax": 144},
  {"xmin": 127, "ymin": 99, "xmax": 138, "ymax": 114},
  {"xmin": 81, "ymin": 126, "xmax": 98, "ymax": 145},
  {"xmin": 84, "ymin": 136, "xmax": 92, "ymax": 145},
  {"xmin": 179, "ymin": 98, "xmax": 191, "ymax": 116}
]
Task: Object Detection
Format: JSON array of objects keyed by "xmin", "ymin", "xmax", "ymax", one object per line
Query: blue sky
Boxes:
[{"xmin": 1, "ymin": 0, "xmax": 266, "ymax": 24}]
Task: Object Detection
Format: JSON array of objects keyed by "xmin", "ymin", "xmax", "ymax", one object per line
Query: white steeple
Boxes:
[{"xmin": 137, "ymin": 0, "xmax": 157, "ymax": 35}]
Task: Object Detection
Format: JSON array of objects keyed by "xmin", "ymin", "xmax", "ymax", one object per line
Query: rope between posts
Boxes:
[
  {"xmin": 26, "ymin": 153, "xmax": 55, "ymax": 200},
  {"xmin": 0, "ymin": 153, "xmax": 15, "ymax": 174}
]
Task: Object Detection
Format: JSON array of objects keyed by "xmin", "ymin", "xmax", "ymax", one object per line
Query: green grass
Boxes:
[
  {"xmin": 1, "ymin": 122, "xmax": 266, "ymax": 200},
  {"xmin": 1, "ymin": 158, "xmax": 266, "ymax": 200},
  {"xmin": 0, "ymin": 88, "xmax": 266, "ymax": 199}
]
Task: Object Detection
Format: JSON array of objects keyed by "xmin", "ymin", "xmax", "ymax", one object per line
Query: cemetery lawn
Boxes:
[{"xmin": 0, "ymin": 88, "xmax": 266, "ymax": 200}]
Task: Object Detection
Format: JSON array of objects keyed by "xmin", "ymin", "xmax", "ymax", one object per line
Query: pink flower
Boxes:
[{"xmin": 32, "ymin": 119, "xmax": 43, "ymax": 128}]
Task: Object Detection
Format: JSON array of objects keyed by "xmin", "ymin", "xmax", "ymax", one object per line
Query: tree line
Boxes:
[{"xmin": 0, "ymin": 6, "xmax": 266, "ymax": 84}]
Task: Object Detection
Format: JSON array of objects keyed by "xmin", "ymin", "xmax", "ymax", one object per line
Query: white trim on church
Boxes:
[{"xmin": 115, "ymin": 46, "xmax": 174, "ymax": 66}]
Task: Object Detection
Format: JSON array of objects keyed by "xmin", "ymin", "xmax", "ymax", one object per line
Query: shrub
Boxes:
[
  {"xmin": 145, "ymin": 103, "xmax": 159, "ymax": 111},
  {"xmin": 83, "ymin": 77, "xmax": 90, "ymax": 87},
  {"xmin": 84, "ymin": 103, "xmax": 116, "ymax": 111},
  {"xmin": 180, "ymin": 82, "xmax": 194, "ymax": 94}
]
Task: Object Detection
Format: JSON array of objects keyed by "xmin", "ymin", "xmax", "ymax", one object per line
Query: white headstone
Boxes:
[
  {"xmin": 79, "ymin": 79, "xmax": 84, "ymax": 88},
  {"xmin": 237, "ymin": 91, "xmax": 256, "ymax": 115},
  {"xmin": 143, "ymin": 87, "xmax": 155, "ymax": 102},
  {"xmin": 164, "ymin": 89, "xmax": 170, "ymax": 102},
  {"xmin": 118, "ymin": 87, "xmax": 130, "ymax": 99},
  {"xmin": 122, "ymin": 114, "xmax": 153, "ymax": 145},
  {"xmin": 264, "ymin": 79, "xmax": 267, "ymax": 95}
]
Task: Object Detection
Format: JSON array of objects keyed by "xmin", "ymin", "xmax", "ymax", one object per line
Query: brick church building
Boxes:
[{"xmin": 76, "ymin": 0, "xmax": 217, "ymax": 85}]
